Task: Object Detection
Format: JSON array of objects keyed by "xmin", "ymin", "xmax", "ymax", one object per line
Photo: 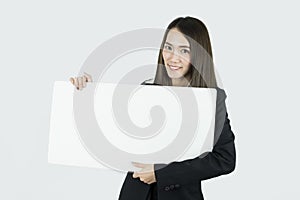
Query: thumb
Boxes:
[{"xmin": 132, "ymin": 162, "xmax": 145, "ymax": 169}]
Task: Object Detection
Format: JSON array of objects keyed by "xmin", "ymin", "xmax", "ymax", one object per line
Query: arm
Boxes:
[{"xmin": 154, "ymin": 88, "xmax": 236, "ymax": 188}]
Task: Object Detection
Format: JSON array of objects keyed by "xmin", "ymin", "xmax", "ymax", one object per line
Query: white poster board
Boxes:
[{"xmin": 48, "ymin": 82, "xmax": 216, "ymax": 171}]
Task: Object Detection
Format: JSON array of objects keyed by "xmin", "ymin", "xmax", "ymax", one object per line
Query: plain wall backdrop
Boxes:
[{"xmin": 0, "ymin": 0, "xmax": 299, "ymax": 199}]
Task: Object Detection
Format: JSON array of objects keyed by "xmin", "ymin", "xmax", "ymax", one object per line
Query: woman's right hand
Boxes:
[{"xmin": 69, "ymin": 72, "xmax": 93, "ymax": 90}]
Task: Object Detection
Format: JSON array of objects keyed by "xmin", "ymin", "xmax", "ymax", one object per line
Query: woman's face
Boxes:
[{"xmin": 162, "ymin": 28, "xmax": 191, "ymax": 80}]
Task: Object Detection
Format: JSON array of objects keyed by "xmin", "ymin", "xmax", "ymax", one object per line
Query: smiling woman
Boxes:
[
  {"xmin": 117, "ymin": 16, "xmax": 236, "ymax": 200},
  {"xmin": 69, "ymin": 16, "xmax": 235, "ymax": 200}
]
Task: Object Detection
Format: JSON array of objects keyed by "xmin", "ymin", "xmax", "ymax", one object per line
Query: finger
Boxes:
[
  {"xmin": 84, "ymin": 72, "xmax": 93, "ymax": 82},
  {"xmin": 143, "ymin": 177, "xmax": 150, "ymax": 182},
  {"xmin": 137, "ymin": 168, "xmax": 151, "ymax": 174},
  {"xmin": 73, "ymin": 78, "xmax": 79, "ymax": 90},
  {"xmin": 82, "ymin": 76, "xmax": 87, "ymax": 88},
  {"xmin": 78, "ymin": 77, "xmax": 83, "ymax": 90},
  {"xmin": 141, "ymin": 168, "xmax": 152, "ymax": 173},
  {"xmin": 145, "ymin": 176, "xmax": 155, "ymax": 184},
  {"xmin": 83, "ymin": 74, "xmax": 91, "ymax": 83},
  {"xmin": 142, "ymin": 178, "xmax": 152, "ymax": 184},
  {"xmin": 132, "ymin": 162, "xmax": 146, "ymax": 168},
  {"xmin": 143, "ymin": 179, "xmax": 151, "ymax": 184},
  {"xmin": 139, "ymin": 168, "xmax": 150, "ymax": 176},
  {"xmin": 69, "ymin": 77, "xmax": 75, "ymax": 85},
  {"xmin": 132, "ymin": 172, "xmax": 139, "ymax": 178}
]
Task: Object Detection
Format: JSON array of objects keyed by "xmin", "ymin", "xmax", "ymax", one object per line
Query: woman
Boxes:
[{"xmin": 70, "ymin": 16, "xmax": 236, "ymax": 200}]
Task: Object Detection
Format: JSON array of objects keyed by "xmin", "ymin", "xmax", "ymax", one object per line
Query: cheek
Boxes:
[
  {"xmin": 162, "ymin": 51, "xmax": 170, "ymax": 62},
  {"xmin": 182, "ymin": 55, "xmax": 191, "ymax": 64},
  {"xmin": 182, "ymin": 57, "xmax": 191, "ymax": 70}
]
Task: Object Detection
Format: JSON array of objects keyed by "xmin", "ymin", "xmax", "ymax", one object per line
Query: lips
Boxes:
[{"xmin": 168, "ymin": 64, "xmax": 182, "ymax": 71}]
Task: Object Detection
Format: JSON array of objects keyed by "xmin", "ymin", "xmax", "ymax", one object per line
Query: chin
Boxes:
[
  {"xmin": 166, "ymin": 70, "xmax": 182, "ymax": 78},
  {"xmin": 166, "ymin": 72, "xmax": 183, "ymax": 79}
]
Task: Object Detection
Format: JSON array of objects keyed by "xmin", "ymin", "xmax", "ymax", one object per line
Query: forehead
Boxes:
[{"xmin": 165, "ymin": 28, "xmax": 189, "ymax": 46}]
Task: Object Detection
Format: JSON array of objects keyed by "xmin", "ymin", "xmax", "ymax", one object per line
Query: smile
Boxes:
[{"xmin": 168, "ymin": 64, "xmax": 182, "ymax": 71}]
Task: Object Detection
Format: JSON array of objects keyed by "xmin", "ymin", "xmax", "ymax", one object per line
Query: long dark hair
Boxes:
[{"xmin": 154, "ymin": 16, "xmax": 217, "ymax": 88}]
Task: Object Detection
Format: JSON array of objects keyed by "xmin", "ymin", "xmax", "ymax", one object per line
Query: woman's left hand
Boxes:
[{"xmin": 132, "ymin": 162, "xmax": 157, "ymax": 184}]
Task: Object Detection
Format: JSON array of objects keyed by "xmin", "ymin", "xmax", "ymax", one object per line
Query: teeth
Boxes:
[{"xmin": 169, "ymin": 64, "xmax": 180, "ymax": 70}]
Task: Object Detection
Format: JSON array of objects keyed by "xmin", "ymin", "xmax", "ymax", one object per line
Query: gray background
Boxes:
[{"xmin": 1, "ymin": 0, "xmax": 299, "ymax": 199}]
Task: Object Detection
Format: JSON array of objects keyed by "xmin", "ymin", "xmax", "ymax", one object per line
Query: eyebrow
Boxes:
[{"xmin": 165, "ymin": 42, "xmax": 190, "ymax": 48}]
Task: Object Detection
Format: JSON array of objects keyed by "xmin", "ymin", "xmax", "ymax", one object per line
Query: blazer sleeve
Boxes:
[{"xmin": 153, "ymin": 88, "xmax": 236, "ymax": 188}]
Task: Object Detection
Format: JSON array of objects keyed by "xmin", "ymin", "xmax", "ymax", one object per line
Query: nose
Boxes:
[{"xmin": 169, "ymin": 51, "xmax": 181, "ymax": 62}]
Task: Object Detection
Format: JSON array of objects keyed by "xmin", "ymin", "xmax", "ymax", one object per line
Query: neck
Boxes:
[{"xmin": 171, "ymin": 75, "xmax": 192, "ymax": 87}]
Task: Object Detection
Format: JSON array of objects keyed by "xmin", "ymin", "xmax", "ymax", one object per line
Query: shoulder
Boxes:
[
  {"xmin": 140, "ymin": 78, "xmax": 155, "ymax": 85},
  {"xmin": 215, "ymin": 87, "xmax": 227, "ymax": 103}
]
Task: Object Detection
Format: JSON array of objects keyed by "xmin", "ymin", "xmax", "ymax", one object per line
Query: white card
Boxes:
[{"xmin": 48, "ymin": 81, "xmax": 216, "ymax": 171}]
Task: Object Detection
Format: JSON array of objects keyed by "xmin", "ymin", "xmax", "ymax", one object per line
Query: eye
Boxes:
[
  {"xmin": 164, "ymin": 44, "xmax": 172, "ymax": 51},
  {"xmin": 181, "ymin": 49, "xmax": 190, "ymax": 54}
]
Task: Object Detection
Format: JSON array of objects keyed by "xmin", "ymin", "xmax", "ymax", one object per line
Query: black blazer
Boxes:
[{"xmin": 118, "ymin": 80, "xmax": 236, "ymax": 200}]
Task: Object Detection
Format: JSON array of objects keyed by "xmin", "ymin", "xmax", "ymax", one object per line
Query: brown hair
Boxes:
[{"xmin": 154, "ymin": 16, "xmax": 217, "ymax": 88}]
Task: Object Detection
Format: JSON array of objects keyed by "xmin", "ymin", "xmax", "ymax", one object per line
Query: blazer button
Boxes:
[
  {"xmin": 170, "ymin": 185, "xmax": 175, "ymax": 190},
  {"xmin": 175, "ymin": 184, "xmax": 180, "ymax": 189},
  {"xmin": 164, "ymin": 186, "xmax": 170, "ymax": 191}
]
